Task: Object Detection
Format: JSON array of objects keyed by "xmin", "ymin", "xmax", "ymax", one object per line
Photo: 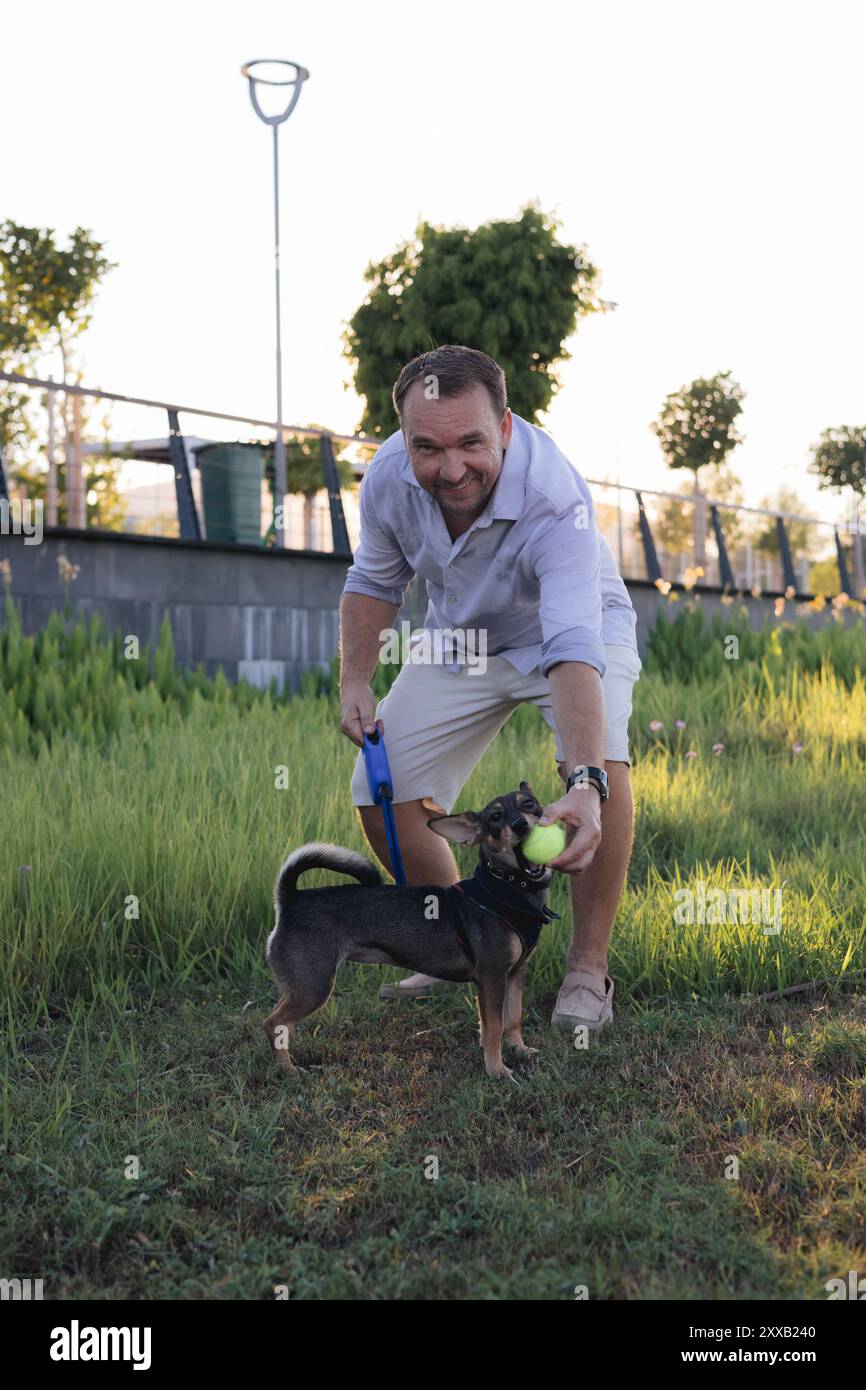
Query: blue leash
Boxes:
[{"xmin": 362, "ymin": 729, "xmax": 407, "ymax": 885}]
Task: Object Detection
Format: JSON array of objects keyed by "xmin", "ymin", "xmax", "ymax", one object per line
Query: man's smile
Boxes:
[{"xmin": 438, "ymin": 476, "xmax": 479, "ymax": 493}]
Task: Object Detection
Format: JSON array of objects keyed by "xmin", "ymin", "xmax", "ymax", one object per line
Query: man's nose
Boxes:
[{"xmin": 438, "ymin": 451, "xmax": 470, "ymax": 483}]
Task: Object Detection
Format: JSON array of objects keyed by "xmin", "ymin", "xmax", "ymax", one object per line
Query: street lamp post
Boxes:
[{"xmin": 241, "ymin": 58, "xmax": 310, "ymax": 548}]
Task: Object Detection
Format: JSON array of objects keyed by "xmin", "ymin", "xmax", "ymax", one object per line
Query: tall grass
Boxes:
[{"xmin": 2, "ymin": 655, "xmax": 865, "ymax": 1038}]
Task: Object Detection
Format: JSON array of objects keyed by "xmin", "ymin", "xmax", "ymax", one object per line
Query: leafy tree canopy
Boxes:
[
  {"xmin": 808, "ymin": 425, "xmax": 866, "ymax": 497},
  {"xmin": 650, "ymin": 371, "xmax": 745, "ymax": 482},
  {"xmin": 0, "ymin": 220, "xmax": 115, "ymax": 362},
  {"xmin": 0, "ymin": 221, "xmax": 116, "ymax": 478},
  {"xmin": 343, "ymin": 203, "xmax": 609, "ymax": 436},
  {"xmin": 280, "ymin": 431, "xmax": 355, "ymax": 497}
]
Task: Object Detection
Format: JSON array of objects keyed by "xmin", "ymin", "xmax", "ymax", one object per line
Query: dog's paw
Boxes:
[{"xmin": 485, "ymin": 1064, "xmax": 519, "ymax": 1084}]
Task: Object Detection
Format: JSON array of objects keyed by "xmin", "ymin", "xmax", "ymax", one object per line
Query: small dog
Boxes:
[{"xmin": 264, "ymin": 782, "xmax": 561, "ymax": 1081}]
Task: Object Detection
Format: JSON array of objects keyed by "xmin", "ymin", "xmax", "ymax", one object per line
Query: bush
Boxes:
[{"xmin": 644, "ymin": 601, "xmax": 866, "ymax": 685}]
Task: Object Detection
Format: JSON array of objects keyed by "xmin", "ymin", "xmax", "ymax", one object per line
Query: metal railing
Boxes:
[
  {"xmin": 0, "ymin": 370, "xmax": 376, "ymax": 554},
  {"xmin": 1, "ymin": 369, "xmax": 863, "ymax": 597},
  {"xmin": 586, "ymin": 479, "xmax": 865, "ymax": 598}
]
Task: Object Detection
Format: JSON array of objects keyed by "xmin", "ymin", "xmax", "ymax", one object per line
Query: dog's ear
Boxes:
[
  {"xmin": 427, "ymin": 811, "xmax": 483, "ymax": 845},
  {"xmin": 519, "ymin": 780, "xmax": 537, "ymax": 798}
]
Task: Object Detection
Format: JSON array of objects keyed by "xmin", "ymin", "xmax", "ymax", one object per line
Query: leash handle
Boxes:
[{"xmin": 361, "ymin": 729, "xmax": 407, "ymax": 885}]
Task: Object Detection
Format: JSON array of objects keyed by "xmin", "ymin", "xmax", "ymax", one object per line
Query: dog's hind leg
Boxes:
[
  {"xmin": 503, "ymin": 963, "xmax": 538, "ymax": 1056},
  {"xmin": 476, "ymin": 974, "xmax": 516, "ymax": 1082},
  {"xmin": 264, "ymin": 995, "xmax": 299, "ymax": 1073},
  {"xmin": 263, "ymin": 966, "xmax": 337, "ymax": 1073}
]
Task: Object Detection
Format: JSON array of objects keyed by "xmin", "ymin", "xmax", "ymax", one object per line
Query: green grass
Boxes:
[
  {"xmin": 4, "ymin": 985, "xmax": 866, "ymax": 1298},
  {"xmin": 2, "ymin": 601, "xmax": 866, "ymax": 1298}
]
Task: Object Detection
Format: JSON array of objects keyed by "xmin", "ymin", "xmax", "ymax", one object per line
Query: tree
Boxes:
[
  {"xmin": 0, "ymin": 221, "xmax": 117, "ymax": 517},
  {"xmin": 11, "ymin": 399, "xmax": 127, "ymax": 530},
  {"xmin": 264, "ymin": 430, "xmax": 357, "ymax": 549},
  {"xmin": 650, "ymin": 371, "xmax": 745, "ymax": 564},
  {"xmin": 343, "ymin": 203, "xmax": 610, "ymax": 436},
  {"xmin": 752, "ymin": 486, "xmax": 820, "ymax": 565},
  {"xmin": 808, "ymin": 425, "xmax": 866, "ymax": 595},
  {"xmin": 0, "ymin": 221, "xmax": 115, "ymax": 366}
]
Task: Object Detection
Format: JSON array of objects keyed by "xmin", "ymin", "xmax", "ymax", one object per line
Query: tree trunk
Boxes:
[
  {"xmin": 69, "ymin": 391, "xmax": 84, "ymax": 528},
  {"xmin": 303, "ymin": 491, "xmax": 315, "ymax": 549},
  {"xmin": 852, "ymin": 489, "xmax": 866, "ymax": 597},
  {"xmin": 60, "ymin": 341, "xmax": 71, "ymax": 526},
  {"xmin": 692, "ymin": 472, "xmax": 707, "ymax": 568},
  {"xmin": 46, "ymin": 376, "xmax": 58, "ymax": 527}
]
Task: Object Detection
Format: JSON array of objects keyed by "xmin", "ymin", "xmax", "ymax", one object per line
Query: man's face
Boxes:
[{"xmin": 401, "ymin": 381, "xmax": 513, "ymax": 523}]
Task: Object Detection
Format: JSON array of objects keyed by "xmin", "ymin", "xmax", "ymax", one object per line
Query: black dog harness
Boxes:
[{"xmin": 446, "ymin": 861, "xmax": 561, "ymax": 966}]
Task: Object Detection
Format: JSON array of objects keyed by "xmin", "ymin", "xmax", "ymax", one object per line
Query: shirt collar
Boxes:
[{"xmin": 395, "ymin": 417, "xmax": 527, "ymax": 522}]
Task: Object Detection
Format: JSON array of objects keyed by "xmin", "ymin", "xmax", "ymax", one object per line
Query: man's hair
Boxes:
[{"xmin": 392, "ymin": 344, "xmax": 508, "ymax": 423}]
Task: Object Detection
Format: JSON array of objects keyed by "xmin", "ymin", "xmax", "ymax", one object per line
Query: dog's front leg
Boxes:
[
  {"xmin": 476, "ymin": 974, "xmax": 516, "ymax": 1082},
  {"xmin": 503, "ymin": 963, "xmax": 538, "ymax": 1056}
]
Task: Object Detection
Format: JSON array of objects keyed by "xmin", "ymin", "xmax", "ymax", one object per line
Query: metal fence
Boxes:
[
  {"xmin": 2, "ymin": 369, "xmax": 863, "ymax": 597},
  {"xmin": 0, "ymin": 370, "xmax": 367, "ymax": 554},
  {"xmin": 589, "ymin": 480, "xmax": 865, "ymax": 599}
]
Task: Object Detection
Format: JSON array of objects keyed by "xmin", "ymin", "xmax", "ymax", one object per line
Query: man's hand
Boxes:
[
  {"xmin": 340, "ymin": 680, "xmax": 383, "ymax": 749},
  {"xmin": 536, "ymin": 785, "xmax": 602, "ymax": 875}
]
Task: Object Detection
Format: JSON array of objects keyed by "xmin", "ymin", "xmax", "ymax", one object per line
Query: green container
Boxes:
[{"xmin": 196, "ymin": 442, "xmax": 265, "ymax": 544}]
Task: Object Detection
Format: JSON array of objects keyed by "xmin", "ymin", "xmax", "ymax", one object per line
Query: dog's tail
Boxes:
[{"xmin": 274, "ymin": 842, "xmax": 384, "ymax": 913}]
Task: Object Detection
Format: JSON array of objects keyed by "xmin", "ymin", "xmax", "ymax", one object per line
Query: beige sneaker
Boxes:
[
  {"xmin": 551, "ymin": 971, "xmax": 614, "ymax": 1032},
  {"xmin": 379, "ymin": 973, "xmax": 445, "ymax": 1000}
]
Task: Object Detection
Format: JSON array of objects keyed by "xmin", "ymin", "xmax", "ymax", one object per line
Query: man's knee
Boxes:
[{"xmin": 356, "ymin": 797, "xmax": 442, "ymax": 839}]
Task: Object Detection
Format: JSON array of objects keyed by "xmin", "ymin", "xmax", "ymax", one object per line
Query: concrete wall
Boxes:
[{"xmin": 1, "ymin": 527, "xmax": 861, "ymax": 690}]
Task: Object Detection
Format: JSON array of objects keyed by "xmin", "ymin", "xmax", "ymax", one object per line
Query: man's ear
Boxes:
[{"xmin": 427, "ymin": 811, "xmax": 482, "ymax": 845}]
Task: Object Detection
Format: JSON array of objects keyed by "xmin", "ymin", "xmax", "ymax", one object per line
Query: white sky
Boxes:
[{"xmin": 3, "ymin": 0, "xmax": 865, "ymax": 526}]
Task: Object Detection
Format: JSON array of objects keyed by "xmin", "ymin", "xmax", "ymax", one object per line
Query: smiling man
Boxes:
[{"xmin": 338, "ymin": 345, "xmax": 641, "ymax": 1032}]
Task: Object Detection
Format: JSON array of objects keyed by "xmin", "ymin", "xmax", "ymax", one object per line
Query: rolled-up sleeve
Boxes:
[
  {"xmin": 529, "ymin": 503, "xmax": 606, "ymax": 679},
  {"xmin": 341, "ymin": 468, "xmax": 415, "ymax": 606}
]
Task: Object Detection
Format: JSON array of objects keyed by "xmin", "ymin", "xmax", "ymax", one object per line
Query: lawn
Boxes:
[{"xmin": 2, "ymin": 600, "xmax": 866, "ymax": 1299}]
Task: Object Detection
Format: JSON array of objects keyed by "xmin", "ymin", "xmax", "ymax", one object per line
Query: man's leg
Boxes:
[
  {"xmin": 554, "ymin": 758, "xmax": 634, "ymax": 982},
  {"xmin": 356, "ymin": 799, "xmax": 458, "ymax": 992},
  {"xmin": 357, "ymin": 798, "xmax": 458, "ymax": 887},
  {"xmin": 543, "ymin": 643, "xmax": 641, "ymax": 1029}
]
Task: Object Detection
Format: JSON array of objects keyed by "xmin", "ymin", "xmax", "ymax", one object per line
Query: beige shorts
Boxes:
[{"xmin": 350, "ymin": 643, "xmax": 642, "ymax": 816}]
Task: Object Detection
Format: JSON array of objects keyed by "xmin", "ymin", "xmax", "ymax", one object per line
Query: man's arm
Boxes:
[
  {"xmin": 338, "ymin": 592, "xmax": 400, "ymax": 747},
  {"xmin": 338, "ymin": 461, "xmax": 415, "ymax": 745},
  {"xmin": 547, "ymin": 659, "xmax": 605, "ymax": 771},
  {"xmin": 529, "ymin": 504, "xmax": 606, "ymax": 873},
  {"xmin": 536, "ymin": 659, "xmax": 605, "ymax": 874}
]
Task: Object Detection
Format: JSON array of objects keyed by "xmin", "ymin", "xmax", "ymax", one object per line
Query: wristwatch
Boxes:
[{"xmin": 565, "ymin": 764, "xmax": 609, "ymax": 802}]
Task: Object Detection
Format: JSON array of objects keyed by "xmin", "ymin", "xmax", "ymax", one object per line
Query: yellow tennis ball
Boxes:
[{"xmin": 521, "ymin": 822, "xmax": 566, "ymax": 864}]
